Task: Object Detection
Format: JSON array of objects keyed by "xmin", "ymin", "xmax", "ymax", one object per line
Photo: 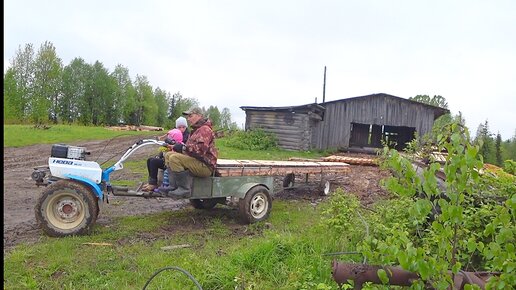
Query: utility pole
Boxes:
[{"xmin": 322, "ymin": 66, "xmax": 327, "ymax": 104}]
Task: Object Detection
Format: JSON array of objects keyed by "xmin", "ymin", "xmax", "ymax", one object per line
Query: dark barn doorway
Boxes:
[{"xmin": 349, "ymin": 122, "xmax": 416, "ymax": 151}]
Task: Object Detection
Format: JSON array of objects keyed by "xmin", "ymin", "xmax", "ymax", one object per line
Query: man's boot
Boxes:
[{"xmin": 159, "ymin": 170, "xmax": 192, "ymax": 199}]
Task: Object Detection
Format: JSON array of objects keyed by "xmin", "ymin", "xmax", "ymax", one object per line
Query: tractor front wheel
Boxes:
[{"xmin": 35, "ymin": 180, "xmax": 99, "ymax": 237}]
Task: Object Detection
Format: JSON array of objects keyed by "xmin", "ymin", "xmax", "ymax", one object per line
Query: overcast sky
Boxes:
[{"xmin": 4, "ymin": 0, "xmax": 516, "ymax": 140}]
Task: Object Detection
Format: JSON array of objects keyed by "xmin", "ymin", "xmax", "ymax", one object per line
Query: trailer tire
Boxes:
[
  {"xmin": 238, "ymin": 185, "xmax": 272, "ymax": 224},
  {"xmin": 189, "ymin": 198, "xmax": 224, "ymax": 210},
  {"xmin": 35, "ymin": 180, "xmax": 99, "ymax": 237},
  {"xmin": 319, "ymin": 179, "xmax": 331, "ymax": 196},
  {"xmin": 282, "ymin": 173, "xmax": 295, "ymax": 188}
]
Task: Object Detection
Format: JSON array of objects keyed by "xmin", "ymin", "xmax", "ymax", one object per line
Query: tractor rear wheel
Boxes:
[{"xmin": 35, "ymin": 180, "xmax": 99, "ymax": 237}]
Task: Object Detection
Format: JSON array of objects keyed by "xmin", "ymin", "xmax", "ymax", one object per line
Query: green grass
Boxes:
[
  {"xmin": 4, "ymin": 124, "xmax": 157, "ymax": 147},
  {"xmin": 4, "ymin": 202, "xmax": 354, "ymax": 289}
]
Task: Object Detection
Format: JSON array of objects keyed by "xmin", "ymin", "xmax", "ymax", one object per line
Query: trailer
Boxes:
[{"xmin": 31, "ymin": 139, "xmax": 350, "ymax": 237}]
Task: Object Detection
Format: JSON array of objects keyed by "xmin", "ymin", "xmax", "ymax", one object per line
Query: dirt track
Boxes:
[{"xmin": 3, "ymin": 135, "xmax": 391, "ymax": 252}]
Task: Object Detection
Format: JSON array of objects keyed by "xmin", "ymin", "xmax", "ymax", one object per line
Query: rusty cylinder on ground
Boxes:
[{"xmin": 331, "ymin": 260, "xmax": 419, "ymax": 288}]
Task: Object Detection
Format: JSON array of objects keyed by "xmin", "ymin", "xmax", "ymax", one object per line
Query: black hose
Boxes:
[
  {"xmin": 95, "ymin": 133, "xmax": 134, "ymax": 164},
  {"xmin": 142, "ymin": 266, "xmax": 203, "ymax": 290}
]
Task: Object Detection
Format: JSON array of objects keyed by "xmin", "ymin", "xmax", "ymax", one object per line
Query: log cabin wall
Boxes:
[{"xmin": 244, "ymin": 110, "xmax": 312, "ymax": 151}]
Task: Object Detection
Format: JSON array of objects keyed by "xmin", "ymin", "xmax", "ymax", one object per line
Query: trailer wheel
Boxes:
[
  {"xmin": 238, "ymin": 185, "xmax": 272, "ymax": 224},
  {"xmin": 189, "ymin": 198, "xmax": 224, "ymax": 210},
  {"xmin": 282, "ymin": 173, "xmax": 295, "ymax": 188},
  {"xmin": 35, "ymin": 180, "xmax": 99, "ymax": 237},
  {"xmin": 320, "ymin": 179, "xmax": 331, "ymax": 196}
]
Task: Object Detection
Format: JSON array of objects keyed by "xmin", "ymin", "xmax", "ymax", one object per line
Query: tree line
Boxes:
[
  {"xmin": 410, "ymin": 94, "xmax": 516, "ymax": 167},
  {"xmin": 3, "ymin": 41, "xmax": 239, "ymax": 130}
]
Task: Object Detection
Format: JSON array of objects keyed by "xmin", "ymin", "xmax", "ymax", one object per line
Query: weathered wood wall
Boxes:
[
  {"xmin": 245, "ymin": 111, "xmax": 313, "ymax": 151},
  {"xmin": 312, "ymin": 95, "xmax": 439, "ymax": 150}
]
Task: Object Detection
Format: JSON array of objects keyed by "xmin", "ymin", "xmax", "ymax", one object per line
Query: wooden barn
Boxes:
[{"xmin": 240, "ymin": 93, "xmax": 449, "ymax": 151}]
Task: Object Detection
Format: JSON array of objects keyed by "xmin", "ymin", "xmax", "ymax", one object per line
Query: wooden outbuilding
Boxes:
[{"xmin": 240, "ymin": 93, "xmax": 449, "ymax": 151}]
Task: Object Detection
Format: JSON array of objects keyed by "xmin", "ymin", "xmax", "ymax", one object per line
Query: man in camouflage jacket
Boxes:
[{"xmin": 160, "ymin": 107, "xmax": 218, "ymax": 198}]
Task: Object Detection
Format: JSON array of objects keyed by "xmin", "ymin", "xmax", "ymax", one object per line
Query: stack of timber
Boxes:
[
  {"xmin": 215, "ymin": 159, "xmax": 351, "ymax": 177},
  {"xmin": 106, "ymin": 125, "xmax": 164, "ymax": 131},
  {"xmin": 321, "ymin": 155, "xmax": 379, "ymax": 166}
]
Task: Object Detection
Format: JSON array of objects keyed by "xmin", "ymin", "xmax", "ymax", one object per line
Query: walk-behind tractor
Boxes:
[{"xmin": 32, "ymin": 139, "xmax": 273, "ymax": 237}]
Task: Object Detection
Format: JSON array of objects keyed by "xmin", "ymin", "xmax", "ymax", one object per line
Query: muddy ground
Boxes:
[{"xmin": 3, "ymin": 135, "xmax": 392, "ymax": 253}]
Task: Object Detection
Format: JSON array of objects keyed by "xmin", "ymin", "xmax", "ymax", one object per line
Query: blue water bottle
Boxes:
[{"xmin": 162, "ymin": 168, "xmax": 170, "ymax": 186}]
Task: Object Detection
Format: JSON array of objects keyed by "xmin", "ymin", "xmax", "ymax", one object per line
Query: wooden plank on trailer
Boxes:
[{"xmin": 215, "ymin": 159, "xmax": 350, "ymax": 177}]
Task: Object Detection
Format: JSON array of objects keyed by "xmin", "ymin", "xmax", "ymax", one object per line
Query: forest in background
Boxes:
[
  {"xmin": 3, "ymin": 41, "xmax": 239, "ymax": 131},
  {"xmin": 408, "ymin": 95, "xmax": 516, "ymax": 167}
]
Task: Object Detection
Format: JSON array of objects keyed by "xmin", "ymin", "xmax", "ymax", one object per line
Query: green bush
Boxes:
[
  {"xmin": 223, "ymin": 129, "xmax": 278, "ymax": 150},
  {"xmin": 504, "ymin": 159, "xmax": 516, "ymax": 175}
]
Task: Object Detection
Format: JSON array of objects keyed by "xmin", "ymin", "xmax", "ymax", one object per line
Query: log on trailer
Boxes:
[
  {"xmin": 321, "ymin": 155, "xmax": 379, "ymax": 166},
  {"xmin": 215, "ymin": 159, "xmax": 351, "ymax": 177}
]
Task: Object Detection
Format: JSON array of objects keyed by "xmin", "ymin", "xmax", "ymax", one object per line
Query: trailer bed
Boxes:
[{"xmin": 215, "ymin": 159, "xmax": 351, "ymax": 177}]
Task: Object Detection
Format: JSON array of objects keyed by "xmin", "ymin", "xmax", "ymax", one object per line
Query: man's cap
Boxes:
[{"xmin": 183, "ymin": 107, "xmax": 203, "ymax": 116}]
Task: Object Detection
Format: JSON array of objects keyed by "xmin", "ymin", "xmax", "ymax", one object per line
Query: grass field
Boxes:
[
  {"xmin": 4, "ymin": 201, "xmax": 351, "ymax": 289},
  {"xmin": 4, "ymin": 124, "xmax": 158, "ymax": 147}
]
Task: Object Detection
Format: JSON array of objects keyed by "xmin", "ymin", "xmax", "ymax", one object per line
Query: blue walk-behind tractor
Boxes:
[{"xmin": 31, "ymin": 139, "xmax": 273, "ymax": 237}]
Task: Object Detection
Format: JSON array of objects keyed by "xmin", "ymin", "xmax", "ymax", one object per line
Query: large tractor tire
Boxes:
[
  {"xmin": 238, "ymin": 185, "xmax": 272, "ymax": 224},
  {"xmin": 189, "ymin": 198, "xmax": 225, "ymax": 210},
  {"xmin": 35, "ymin": 180, "xmax": 99, "ymax": 237}
]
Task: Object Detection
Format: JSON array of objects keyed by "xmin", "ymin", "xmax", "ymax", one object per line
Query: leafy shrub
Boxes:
[
  {"xmin": 374, "ymin": 122, "xmax": 516, "ymax": 288},
  {"xmin": 504, "ymin": 159, "xmax": 516, "ymax": 175},
  {"xmin": 223, "ymin": 129, "xmax": 278, "ymax": 150}
]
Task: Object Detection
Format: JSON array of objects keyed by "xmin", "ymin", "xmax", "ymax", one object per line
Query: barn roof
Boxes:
[
  {"xmin": 323, "ymin": 93, "xmax": 449, "ymax": 116},
  {"xmin": 240, "ymin": 103, "xmax": 325, "ymax": 115},
  {"xmin": 241, "ymin": 93, "xmax": 449, "ymax": 118}
]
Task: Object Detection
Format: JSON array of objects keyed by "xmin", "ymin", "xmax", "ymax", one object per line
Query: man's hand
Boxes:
[
  {"xmin": 164, "ymin": 137, "xmax": 176, "ymax": 145},
  {"xmin": 173, "ymin": 143, "xmax": 185, "ymax": 153}
]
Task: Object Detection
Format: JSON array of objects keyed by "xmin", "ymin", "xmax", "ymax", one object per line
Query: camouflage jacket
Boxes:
[{"xmin": 184, "ymin": 118, "xmax": 218, "ymax": 171}]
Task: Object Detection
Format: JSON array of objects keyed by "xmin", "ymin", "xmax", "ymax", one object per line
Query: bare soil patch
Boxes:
[{"xmin": 3, "ymin": 136, "xmax": 392, "ymax": 253}]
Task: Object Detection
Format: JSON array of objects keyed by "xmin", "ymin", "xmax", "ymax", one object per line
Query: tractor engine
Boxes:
[
  {"xmin": 32, "ymin": 144, "xmax": 102, "ymax": 186},
  {"xmin": 50, "ymin": 144, "xmax": 88, "ymax": 160}
]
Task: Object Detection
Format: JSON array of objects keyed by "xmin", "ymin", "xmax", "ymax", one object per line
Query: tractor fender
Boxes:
[
  {"xmin": 63, "ymin": 174, "xmax": 103, "ymax": 199},
  {"xmin": 235, "ymin": 183, "xmax": 270, "ymax": 199}
]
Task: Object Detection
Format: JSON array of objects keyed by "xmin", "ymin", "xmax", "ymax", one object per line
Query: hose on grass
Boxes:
[{"xmin": 142, "ymin": 266, "xmax": 202, "ymax": 290}]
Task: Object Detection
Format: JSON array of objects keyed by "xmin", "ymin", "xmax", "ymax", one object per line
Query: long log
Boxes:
[
  {"xmin": 288, "ymin": 157, "xmax": 326, "ymax": 162},
  {"xmin": 322, "ymin": 155, "xmax": 379, "ymax": 166},
  {"xmin": 138, "ymin": 125, "xmax": 164, "ymax": 131}
]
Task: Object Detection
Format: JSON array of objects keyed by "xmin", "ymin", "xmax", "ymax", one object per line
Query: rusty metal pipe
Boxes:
[
  {"xmin": 332, "ymin": 260, "xmax": 419, "ymax": 289},
  {"xmin": 332, "ymin": 261, "xmax": 497, "ymax": 290}
]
